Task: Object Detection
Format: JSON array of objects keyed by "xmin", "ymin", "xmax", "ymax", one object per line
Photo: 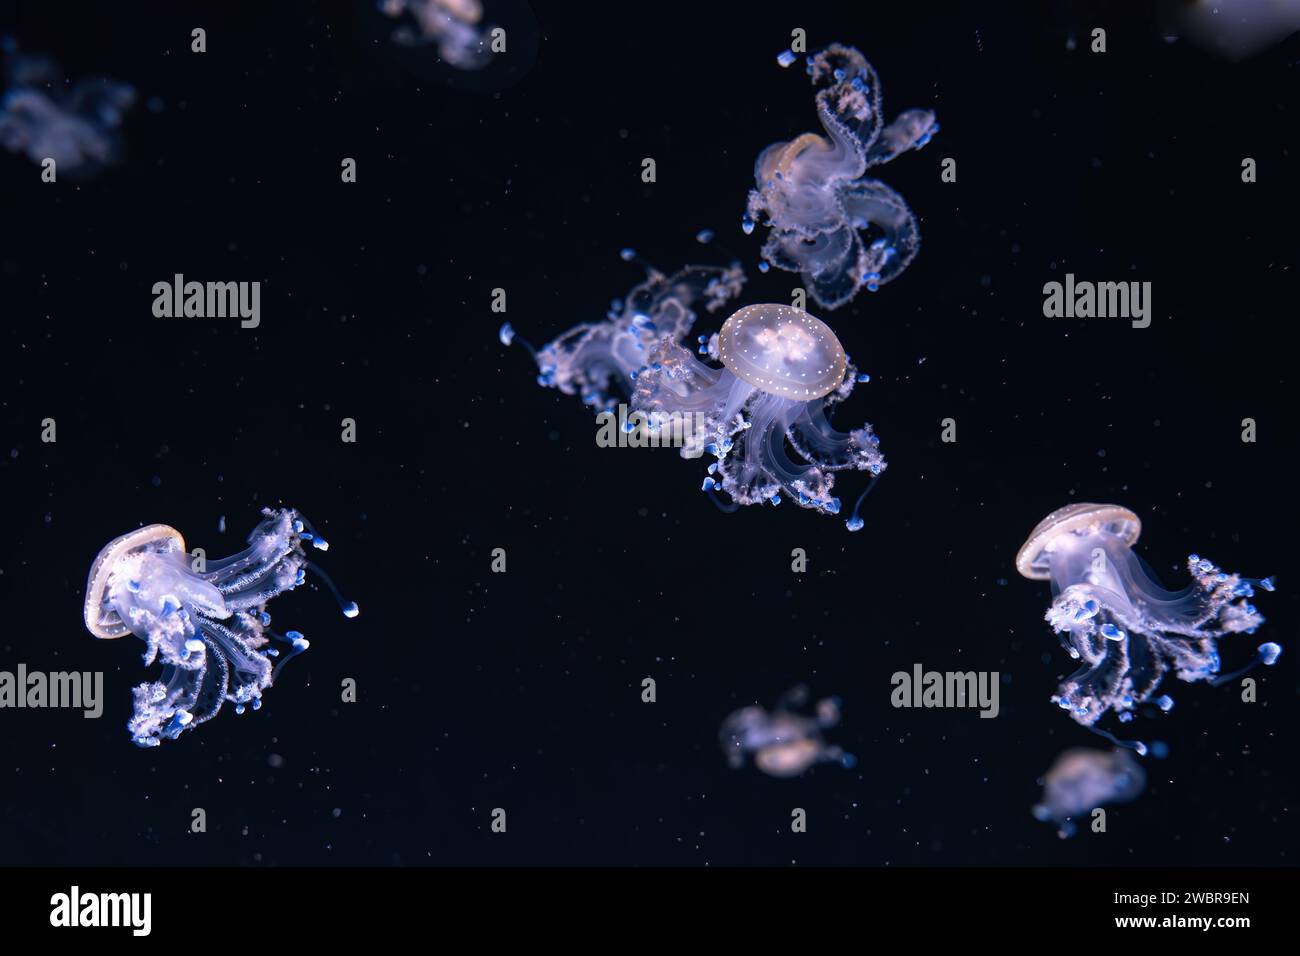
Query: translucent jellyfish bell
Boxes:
[
  {"xmin": 85, "ymin": 508, "xmax": 359, "ymax": 747},
  {"xmin": 1032, "ymin": 748, "xmax": 1146, "ymax": 839},
  {"xmin": 1015, "ymin": 503, "xmax": 1142, "ymax": 581},
  {"xmin": 1017, "ymin": 502, "xmax": 1280, "ymax": 753},
  {"xmin": 716, "ymin": 304, "xmax": 848, "ymax": 400},
  {"xmin": 85, "ymin": 525, "xmax": 196, "ymax": 639}
]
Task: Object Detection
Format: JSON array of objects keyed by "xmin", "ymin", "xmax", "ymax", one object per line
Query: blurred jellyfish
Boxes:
[
  {"xmin": 720, "ymin": 686, "xmax": 854, "ymax": 777},
  {"xmin": 84, "ymin": 508, "xmax": 359, "ymax": 747},
  {"xmin": 0, "ymin": 48, "xmax": 135, "ymax": 174},
  {"xmin": 1032, "ymin": 747, "xmax": 1146, "ymax": 839},
  {"xmin": 1016, "ymin": 503, "xmax": 1280, "ymax": 753},
  {"xmin": 744, "ymin": 43, "xmax": 937, "ymax": 310},
  {"xmin": 1165, "ymin": 0, "xmax": 1300, "ymax": 61},
  {"xmin": 379, "ymin": 0, "xmax": 496, "ymax": 69}
]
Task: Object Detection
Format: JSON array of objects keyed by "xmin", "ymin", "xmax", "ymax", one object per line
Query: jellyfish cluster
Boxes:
[
  {"xmin": 84, "ymin": 508, "xmax": 359, "ymax": 747},
  {"xmin": 379, "ymin": 0, "xmax": 496, "ymax": 69},
  {"xmin": 744, "ymin": 44, "xmax": 937, "ymax": 310},
  {"xmin": 0, "ymin": 47, "xmax": 135, "ymax": 174},
  {"xmin": 1032, "ymin": 747, "xmax": 1146, "ymax": 839},
  {"xmin": 1016, "ymin": 503, "xmax": 1280, "ymax": 753},
  {"xmin": 720, "ymin": 686, "xmax": 854, "ymax": 778},
  {"xmin": 502, "ymin": 40, "xmax": 921, "ymax": 528},
  {"xmin": 506, "ymin": 256, "xmax": 886, "ymax": 528}
]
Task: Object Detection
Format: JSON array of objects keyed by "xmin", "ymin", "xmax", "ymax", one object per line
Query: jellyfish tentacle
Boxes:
[
  {"xmin": 1210, "ymin": 642, "xmax": 1283, "ymax": 686},
  {"xmin": 304, "ymin": 561, "xmax": 361, "ymax": 618},
  {"xmin": 703, "ymin": 489, "xmax": 741, "ymax": 514},
  {"xmin": 188, "ymin": 639, "xmax": 228, "ymax": 727},
  {"xmin": 844, "ymin": 472, "xmax": 883, "ymax": 533},
  {"xmin": 198, "ymin": 616, "xmax": 273, "ymax": 698}
]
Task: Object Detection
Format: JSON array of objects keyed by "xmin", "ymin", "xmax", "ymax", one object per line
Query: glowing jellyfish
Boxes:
[
  {"xmin": 84, "ymin": 508, "xmax": 359, "ymax": 748},
  {"xmin": 0, "ymin": 48, "xmax": 135, "ymax": 174},
  {"xmin": 720, "ymin": 686, "xmax": 854, "ymax": 777},
  {"xmin": 1032, "ymin": 747, "xmax": 1146, "ymax": 839},
  {"xmin": 633, "ymin": 302, "xmax": 885, "ymax": 529},
  {"xmin": 379, "ymin": 0, "xmax": 495, "ymax": 69},
  {"xmin": 506, "ymin": 261, "xmax": 885, "ymax": 529},
  {"xmin": 744, "ymin": 43, "xmax": 937, "ymax": 310},
  {"xmin": 1016, "ymin": 503, "xmax": 1280, "ymax": 753}
]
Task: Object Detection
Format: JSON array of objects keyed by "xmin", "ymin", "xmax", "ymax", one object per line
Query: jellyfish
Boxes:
[
  {"xmin": 720, "ymin": 686, "xmax": 854, "ymax": 777},
  {"xmin": 0, "ymin": 47, "xmax": 135, "ymax": 174},
  {"xmin": 1016, "ymin": 503, "xmax": 1280, "ymax": 753},
  {"xmin": 84, "ymin": 508, "xmax": 359, "ymax": 747},
  {"xmin": 633, "ymin": 302, "xmax": 886, "ymax": 528},
  {"xmin": 505, "ymin": 258, "xmax": 886, "ymax": 528},
  {"xmin": 744, "ymin": 43, "xmax": 937, "ymax": 310},
  {"xmin": 1032, "ymin": 747, "xmax": 1146, "ymax": 839},
  {"xmin": 379, "ymin": 0, "xmax": 496, "ymax": 69}
]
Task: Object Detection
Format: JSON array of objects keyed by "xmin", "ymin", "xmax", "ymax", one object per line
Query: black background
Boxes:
[{"xmin": 0, "ymin": 0, "xmax": 1296, "ymax": 868}]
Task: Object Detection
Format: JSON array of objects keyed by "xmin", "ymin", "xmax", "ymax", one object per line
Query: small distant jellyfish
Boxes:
[
  {"xmin": 1016, "ymin": 503, "xmax": 1280, "ymax": 753},
  {"xmin": 379, "ymin": 0, "xmax": 496, "ymax": 69},
  {"xmin": 720, "ymin": 686, "xmax": 854, "ymax": 777},
  {"xmin": 0, "ymin": 49, "xmax": 135, "ymax": 174},
  {"xmin": 1032, "ymin": 747, "xmax": 1146, "ymax": 839},
  {"xmin": 745, "ymin": 44, "xmax": 937, "ymax": 310},
  {"xmin": 84, "ymin": 508, "xmax": 359, "ymax": 748}
]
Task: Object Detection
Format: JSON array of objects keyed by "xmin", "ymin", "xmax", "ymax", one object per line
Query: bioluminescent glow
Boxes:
[
  {"xmin": 1032, "ymin": 747, "xmax": 1146, "ymax": 839},
  {"xmin": 720, "ymin": 686, "xmax": 854, "ymax": 777},
  {"xmin": 84, "ymin": 508, "xmax": 359, "ymax": 747},
  {"xmin": 744, "ymin": 44, "xmax": 936, "ymax": 310},
  {"xmin": 1016, "ymin": 503, "xmax": 1280, "ymax": 754}
]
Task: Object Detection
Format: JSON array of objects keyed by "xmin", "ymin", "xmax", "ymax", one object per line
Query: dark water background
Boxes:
[{"xmin": 0, "ymin": 0, "xmax": 1295, "ymax": 865}]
